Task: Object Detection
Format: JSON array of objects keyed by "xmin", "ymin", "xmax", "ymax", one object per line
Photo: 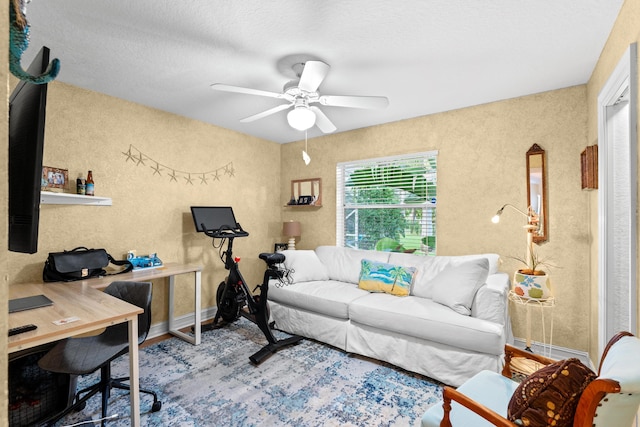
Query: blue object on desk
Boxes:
[{"xmin": 128, "ymin": 253, "xmax": 163, "ymax": 270}]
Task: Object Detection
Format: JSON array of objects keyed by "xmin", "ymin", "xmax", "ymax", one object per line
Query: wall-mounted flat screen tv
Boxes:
[{"xmin": 9, "ymin": 46, "xmax": 51, "ymax": 253}]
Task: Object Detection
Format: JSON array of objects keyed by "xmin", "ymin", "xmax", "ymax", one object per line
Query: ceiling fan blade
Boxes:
[
  {"xmin": 310, "ymin": 106, "xmax": 337, "ymax": 134},
  {"xmin": 211, "ymin": 83, "xmax": 284, "ymax": 99},
  {"xmin": 239, "ymin": 103, "xmax": 292, "ymax": 123},
  {"xmin": 298, "ymin": 61, "xmax": 330, "ymax": 93},
  {"xmin": 318, "ymin": 95, "xmax": 389, "ymax": 109}
]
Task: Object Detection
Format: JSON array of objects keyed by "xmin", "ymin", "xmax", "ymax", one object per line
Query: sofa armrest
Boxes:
[{"xmin": 471, "ymin": 273, "xmax": 509, "ymax": 324}]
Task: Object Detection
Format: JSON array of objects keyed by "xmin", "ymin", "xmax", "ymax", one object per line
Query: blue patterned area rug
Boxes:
[{"xmin": 58, "ymin": 318, "xmax": 442, "ymax": 426}]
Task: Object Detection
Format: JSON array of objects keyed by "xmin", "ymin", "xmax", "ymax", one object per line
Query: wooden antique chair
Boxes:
[{"xmin": 421, "ymin": 331, "xmax": 640, "ymax": 427}]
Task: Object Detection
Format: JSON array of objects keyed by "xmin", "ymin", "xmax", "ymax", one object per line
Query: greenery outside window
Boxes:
[{"xmin": 336, "ymin": 151, "xmax": 437, "ymax": 254}]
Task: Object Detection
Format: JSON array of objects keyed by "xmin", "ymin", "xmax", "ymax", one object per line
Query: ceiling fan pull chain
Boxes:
[{"xmin": 302, "ymin": 130, "xmax": 311, "ymax": 165}]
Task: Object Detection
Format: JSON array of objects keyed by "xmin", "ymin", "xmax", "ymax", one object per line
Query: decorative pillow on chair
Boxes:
[
  {"xmin": 358, "ymin": 259, "xmax": 416, "ymax": 296},
  {"xmin": 508, "ymin": 358, "xmax": 596, "ymax": 427},
  {"xmin": 427, "ymin": 258, "xmax": 489, "ymax": 315}
]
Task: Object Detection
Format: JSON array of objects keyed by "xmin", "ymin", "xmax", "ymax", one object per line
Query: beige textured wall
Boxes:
[
  {"xmin": 586, "ymin": 0, "xmax": 640, "ymax": 363},
  {"xmin": 7, "ymin": 82, "xmax": 282, "ymax": 323},
  {"xmin": 281, "ymin": 86, "xmax": 590, "ymax": 352},
  {"xmin": 1, "ymin": 0, "xmax": 9, "ymax": 423}
]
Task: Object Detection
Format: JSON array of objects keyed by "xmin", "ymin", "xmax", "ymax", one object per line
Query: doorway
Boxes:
[{"xmin": 597, "ymin": 43, "xmax": 638, "ymax": 354}]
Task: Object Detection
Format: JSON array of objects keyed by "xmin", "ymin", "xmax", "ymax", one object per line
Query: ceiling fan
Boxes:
[{"xmin": 211, "ymin": 60, "xmax": 389, "ymax": 133}]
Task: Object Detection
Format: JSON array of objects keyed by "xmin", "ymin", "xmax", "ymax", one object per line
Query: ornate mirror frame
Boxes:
[{"xmin": 526, "ymin": 144, "xmax": 548, "ymax": 243}]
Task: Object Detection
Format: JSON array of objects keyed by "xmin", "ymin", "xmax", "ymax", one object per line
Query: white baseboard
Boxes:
[
  {"xmin": 512, "ymin": 337, "xmax": 593, "ymax": 370},
  {"xmin": 147, "ymin": 307, "xmax": 217, "ymax": 340}
]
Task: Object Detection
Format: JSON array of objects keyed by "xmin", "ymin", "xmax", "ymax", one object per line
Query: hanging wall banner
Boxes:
[{"xmin": 122, "ymin": 144, "xmax": 234, "ymax": 184}]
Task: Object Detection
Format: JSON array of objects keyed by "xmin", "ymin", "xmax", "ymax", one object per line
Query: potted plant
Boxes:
[{"xmin": 511, "ymin": 240, "xmax": 554, "ymax": 300}]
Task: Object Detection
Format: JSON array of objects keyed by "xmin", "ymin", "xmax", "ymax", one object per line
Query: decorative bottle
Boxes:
[
  {"xmin": 76, "ymin": 174, "xmax": 85, "ymax": 195},
  {"xmin": 85, "ymin": 170, "xmax": 94, "ymax": 196}
]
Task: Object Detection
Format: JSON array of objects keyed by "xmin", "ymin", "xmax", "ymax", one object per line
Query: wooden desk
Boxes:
[
  {"xmin": 9, "ymin": 282, "xmax": 143, "ymax": 426},
  {"xmin": 75, "ymin": 262, "xmax": 202, "ymax": 345}
]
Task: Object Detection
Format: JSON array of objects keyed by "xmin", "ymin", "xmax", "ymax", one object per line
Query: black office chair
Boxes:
[{"xmin": 38, "ymin": 281, "xmax": 161, "ymax": 426}]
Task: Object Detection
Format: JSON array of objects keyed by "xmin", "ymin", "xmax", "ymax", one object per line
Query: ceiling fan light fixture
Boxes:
[{"xmin": 287, "ymin": 106, "xmax": 316, "ymax": 131}]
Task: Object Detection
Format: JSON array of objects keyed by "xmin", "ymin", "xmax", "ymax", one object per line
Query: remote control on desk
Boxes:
[{"xmin": 9, "ymin": 324, "xmax": 37, "ymax": 336}]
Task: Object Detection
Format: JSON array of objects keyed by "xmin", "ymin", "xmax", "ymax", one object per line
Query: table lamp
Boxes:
[{"xmin": 283, "ymin": 220, "xmax": 301, "ymax": 250}]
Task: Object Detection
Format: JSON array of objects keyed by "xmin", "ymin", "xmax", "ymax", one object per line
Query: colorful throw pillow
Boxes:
[
  {"xmin": 358, "ymin": 259, "xmax": 416, "ymax": 297},
  {"xmin": 507, "ymin": 358, "xmax": 596, "ymax": 427}
]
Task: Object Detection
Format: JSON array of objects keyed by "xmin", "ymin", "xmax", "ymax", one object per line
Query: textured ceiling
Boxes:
[{"xmin": 22, "ymin": 0, "xmax": 624, "ymax": 143}]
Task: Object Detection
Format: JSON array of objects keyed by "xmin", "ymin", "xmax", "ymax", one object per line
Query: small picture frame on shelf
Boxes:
[
  {"xmin": 274, "ymin": 243, "xmax": 288, "ymax": 252},
  {"xmin": 42, "ymin": 166, "xmax": 68, "ymax": 192},
  {"xmin": 297, "ymin": 195, "xmax": 313, "ymax": 205}
]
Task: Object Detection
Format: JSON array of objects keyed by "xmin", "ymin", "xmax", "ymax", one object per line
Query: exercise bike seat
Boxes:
[{"xmin": 259, "ymin": 252, "xmax": 285, "ymax": 266}]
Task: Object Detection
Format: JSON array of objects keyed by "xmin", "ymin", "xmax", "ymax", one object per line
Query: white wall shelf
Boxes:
[{"xmin": 41, "ymin": 191, "xmax": 112, "ymax": 206}]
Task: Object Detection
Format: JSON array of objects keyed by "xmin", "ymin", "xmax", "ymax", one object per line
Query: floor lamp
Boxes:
[{"xmin": 492, "ymin": 203, "xmax": 540, "ymax": 351}]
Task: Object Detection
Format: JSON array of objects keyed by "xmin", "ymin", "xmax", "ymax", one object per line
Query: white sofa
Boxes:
[{"xmin": 268, "ymin": 246, "xmax": 512, "ymax": 387}]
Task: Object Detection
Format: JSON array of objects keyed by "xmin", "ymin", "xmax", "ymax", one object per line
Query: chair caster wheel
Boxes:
[
  {"xmin": 74, "ymin": 401, "xmax": 87, "ymax": 412},
  {"xmin": 151, "ymin": 401, "xmax": 162, "ymax": 412}
]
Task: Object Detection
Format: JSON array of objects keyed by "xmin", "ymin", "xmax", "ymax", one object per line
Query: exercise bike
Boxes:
[{"xmin": 191, "ymin": 206, "xmax": 302, "ymax": 364}]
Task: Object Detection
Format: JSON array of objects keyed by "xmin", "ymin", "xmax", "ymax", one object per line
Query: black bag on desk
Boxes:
[{"xmin": 43, "ymin": 247, "xmax": 133, "ymax": 282}]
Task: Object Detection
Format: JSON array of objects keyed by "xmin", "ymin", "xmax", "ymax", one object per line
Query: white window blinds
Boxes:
[{"xmin": 336, "ymin": 151, "xmax": 437, "ymax": 254}]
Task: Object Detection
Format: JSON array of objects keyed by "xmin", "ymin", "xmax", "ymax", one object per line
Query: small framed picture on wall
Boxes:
[
  {"xmin": 274, "ymin": 243, "xmax": 288, "ymax": 252},
  {"xmin": 42, "ymin": 166, "xmax": 68, "ymax": 191}
]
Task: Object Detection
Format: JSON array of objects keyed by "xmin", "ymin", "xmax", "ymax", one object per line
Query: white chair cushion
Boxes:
[
  {"xmin": 592, "ymin": 334, "xmax": 640, "ymax": 426},
  {"xmin": 421, "ymin": 370, "xmax": 519, "ymax": 427}
]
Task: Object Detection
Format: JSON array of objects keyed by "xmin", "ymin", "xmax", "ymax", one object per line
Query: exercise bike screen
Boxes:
[{"xmin": 191, "ymin": 206, "xmax": 239, "ymax": 232}]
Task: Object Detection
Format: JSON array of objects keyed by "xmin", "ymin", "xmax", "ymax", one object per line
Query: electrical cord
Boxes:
[{"xmin": 61, "ymin": 413, "xmax": 118, "ymax": 426}]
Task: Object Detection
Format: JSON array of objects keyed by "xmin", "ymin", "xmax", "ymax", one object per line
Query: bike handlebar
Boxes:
[{"xmin": 202, "ymin": 223, "xmax": 249, "ymax": 239}]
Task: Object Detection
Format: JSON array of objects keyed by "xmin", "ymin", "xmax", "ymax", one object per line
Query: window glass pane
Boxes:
[{"xmin": 337, "ymin": 152, "xmax": 437, "ymax": 255}]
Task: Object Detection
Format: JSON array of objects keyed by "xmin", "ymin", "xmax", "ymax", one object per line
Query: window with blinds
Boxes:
[{"xmin": 336, "ymin": 151, "xmax": 437, "ymax": 254}]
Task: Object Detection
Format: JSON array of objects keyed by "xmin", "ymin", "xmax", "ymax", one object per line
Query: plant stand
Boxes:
[{"xmin": 508, "ymin": 291, "xmax": 556, "ymax": 356}]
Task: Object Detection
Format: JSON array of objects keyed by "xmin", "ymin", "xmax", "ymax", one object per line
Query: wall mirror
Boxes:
[
  {"xmin": 290, "ymin": 178, "xmax": 322, "ymax": 206},
  {"xmin": 526, "ymin": 144, "xmax": 547, "ymax": 243}
]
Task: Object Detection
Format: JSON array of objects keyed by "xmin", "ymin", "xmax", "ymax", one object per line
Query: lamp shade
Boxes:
[
  {"xmin": 283, "ymin": 220, "xmax": 301, "ymax": 250},
  {"xmin": 283, "ymin": 221, "xmax": 301, "ymax": 237},
  {"xmin": 287, "ymin": 106, "xmax": 316, "ymax": 131}
]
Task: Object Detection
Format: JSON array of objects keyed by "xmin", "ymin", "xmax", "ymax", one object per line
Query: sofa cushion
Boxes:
[
  {"xmin": 315, "ymin": 246, "xmax": 389, "ymax": 284},
  {"xmin": 268, "ymin": 280, "xmax": 370, "ymax": 319},
  {"xmin": 386, "ymin": 252, "xmax": 436, "ymax": 294},
  {"xmin": 428, "ymin": 258, "xmax": 490, "ymax": 315},
  {"xmin": 348, "ymin": 293, "xmax": 505, "ymax": 354},
  {"xmin": 358, "ymin": 259, "xmax": 417, "ymax": 296},
  {"xmin": 507, "ymin": 358, "xmax": 596, "ymax": 427},
  {"xmin": 411, "ymin": 254, "xmax": 499, "ymax": 299},
  {"xmin": 453, "ymin": 253, "xmax": 500, "ymax": 275},
  {"xmin": 281, "ymin": 250, "xmax": 329, "ymax": 283}
]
